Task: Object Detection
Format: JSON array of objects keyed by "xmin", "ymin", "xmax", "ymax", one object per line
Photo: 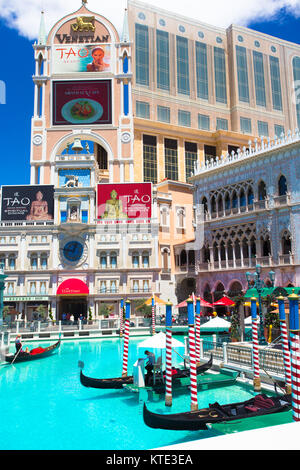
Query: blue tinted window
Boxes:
[
  {"xmin": 176, "ymin": 36, "xmax": 190, "ymax": 95},
  {"xmin": 156, "ymin": 30, "xmax": 170, "ymax": 91},
  {"xmin": 136, "ymin": 101, "xmax": 150, "ymax": 119},
  {"xmin": 216, "ymin": 118, "xmax": 228, "ymax": 130},
  {"xmin": 157, "ymin": 105, "xmax": 170, "ymax": 123},
  {"xmin": 240, "ymin": 117, "xmax": 252, "ymax": 134},
  {"xmin": 269, "ymin": 56, "xmax": 282, "ymax": 111},
  {"xmin": 195, "ymin": 42, "xmax": 208, "ymax": 100},
  {"xmin": 135, "ymin": 24, "xmax": 149, "ymax": 86},
  {"xmin": 198, "ymin": 114, "xmax": 210, "ymax": 130},
  {"xmin": 253, "ymin": 51, "xmax": 266, "ymax": 107},
  {"xmin": 178, "ymin": 110, "xmax": 191, "ymax": 127},
  {"xmin": 214, "ymin": 47, "xmax": 227, "ymax": 104},
  {"xmin": 258, "ymin": 120, "xmax": 269, "ymax": 136},
  {"xmin": 236, "ymin": 46, "xmax": 249, "ymax": 103},
  {"xmin": 292, "ymin": 57, "xmax": 300, "ymax": 129}
]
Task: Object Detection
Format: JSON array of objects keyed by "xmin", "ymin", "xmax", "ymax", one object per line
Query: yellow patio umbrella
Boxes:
[{"xmin": 143, "ymin": 295, "xmax": 168, "ymax": 306}]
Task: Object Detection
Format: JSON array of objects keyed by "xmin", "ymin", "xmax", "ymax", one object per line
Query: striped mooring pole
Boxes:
[
  {"xmin": 119, "ymin": 298, "xmax": 124, "ymax": 338},
  {"xmin": 195, "ymin": 297, "xmax": 201, "ymax": 363},
  {"xmin": 288, "ymin": 291, "xmax": 300, "ymax": 421},
  {"xmin": 251, "ymin": 297, "xmax": 261, "ymax": 391},
  {"xmin": 151, "ymin": 294, "xmax": 156, "ymax": 335},
  {"xmin": 165, "ymin": 301, "xmax": 173, "ymax": 407},
  {"xmin": 277, "ymin": 296, "xmax": 292, "ymax": 394},
  {"xmin": 187, "ymin": 298, "xmax": 198, "ymax": 411},
  {"xmin": 122, "ymin": 300, "xmax": 131, "ymax": 377}
]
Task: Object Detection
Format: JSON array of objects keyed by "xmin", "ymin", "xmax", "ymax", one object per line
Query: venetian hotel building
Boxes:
[{"xmin": 1, "ymin": 1, "xmax": 300, "ymax": 319}]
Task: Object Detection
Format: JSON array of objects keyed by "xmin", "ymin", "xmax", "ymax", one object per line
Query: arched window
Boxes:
[
  {"xmin": 188, "ymin": 250, "xmax": 195, "ymax": 265},
  {"xmin": 240, "ymin": 189, "xmax": 246, "ymax": 207},
  {"xmin": 132, "ymin": 252, "xmax": 139, "ymax": 268},
  {"xmin": 278, "ymin": 175, "xmax": 287, "ymax": 196},
  {"xmin": 220, "ymin": 241, "xmax": 226, "ymax": 261},
  {"xmin": 261, "ymin": 236, "xmax": 271, "ymax": 256},
  {"xmin": 258, "ymin": 181, "xmax": 267, "ymax": 200},
  {"xmin": 40, "ymin": 253, "xmax": 48, "ymax": 270},
  {"xmin": 110, "ymin": 252, "xmax": 117, "ymax": 269},
  {"xmin": 227, "ymin": 240, "xmax": 233, "ymax": 260},
  {"xmin": 232, "ymin": 191, "xmax": 238, "ymax": 209},
  {"xmin": 100, "ymin": 252, "xmax": 107, "ymax": 269},
  {"xmin": 247, "ymin": 187, "xmax": 254, "ymax": 205},
  {"xmin": 211, "ymin": 196, "xmax": 216, "ymax": 214},
  {"xmin": 30, "ymin": 253, "xmax": 38, "ymax": 270},
  {"xmin": 281, "ymin": 231, "xmax": 292, "ymax": 254},
  {"xmin": 142, "ymin": 251, "xmax": 149, "ymax": 268},
  {"xmin": 203, "ymin": 244, "xmax": 210, "ymax": 263},
  {"xmin": 228, "ymin": 281, "xmax": 243, "ymax": 297},
  {"xmin": 214, "ymin": 282, "xmax": 225, "ymax": 301},
  {"xmin": 224, "ymin": 192, "xmax": 230, "ymax": 211},
  {"xmin": 213, "ymin": 242, "xmax": 218, "ymax": 262},
  {"xmin": 217, "ymin": 195, "xmax": 223, "ymax": 215},
  {"xmin": 201, "ymin": 197, "xmax": 208, "ymax": 213}
]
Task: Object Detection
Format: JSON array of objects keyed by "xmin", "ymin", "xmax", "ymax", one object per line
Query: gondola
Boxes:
[
  {"xmin": 5, "ymin": 339, "xmax": 61, "ymax": 363},
  {"xmin": 143, "ymin": 392, "xmax": 292, "ymax": 430},
  {"xmin": 78, "ymin": 354, "xmax": 213, "ymax": 389}
]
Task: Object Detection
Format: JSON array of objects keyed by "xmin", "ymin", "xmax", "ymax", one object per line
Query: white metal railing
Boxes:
[{"xmin": 193, "ymin": 128, "xmax": 300, "ymax": 176}]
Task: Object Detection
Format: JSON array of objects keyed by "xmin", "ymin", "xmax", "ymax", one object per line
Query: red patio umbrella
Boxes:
[{"xmin": 212, "ymin": 296, "xmax": 235, "ymax": 306}]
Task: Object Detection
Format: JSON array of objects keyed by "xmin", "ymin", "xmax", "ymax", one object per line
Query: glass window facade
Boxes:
[
  {"xmin": 178, "ymin": 110, "xmax": 191, "ymax": 127},
  {"xmin": 240, "ymin": 117, "xmax": 252, "ymax": 134},
  {"xmin": 143, "ymin": 135, "xmax": 157, "ymax": 183},
  {"xmin": 269, "ymin": 56, "xmax": 283, "ymax": 111},
  {"xmin": 292, "ymin": 56, "xmax": 300, "ymax": 129},
  {"xmin": 236, "ymin": 46, "xmax": 249, "ymax": 103},
  {"xmin": 176, "ymin": 36, "xmax": 190, "ymax": 95},
  {"xmin": 198, "ymin": 114, "xmax": 210, "ymax": 130},
  {"xmin": 185, "ymin": 142, "xmax": 197, "ymax": 180},
  {"xmin": 195, "ymin": 42, "xmax": 208, "ymax": 100},
  {"xmin": 136, "ymin": 101, "xmax": 150, "ymax": 119},
  {"xmin": 258, "ymin": 120, "xmax": 269, "ymax": 136},
  {"xmin": 164, "ymin": 138, "xmax": 178, "ymax": 180},
  {"xmin": 156, "ymin": 30, "xmax": 170, "ymax": 91},
  {"xmin": 157, "ymin": 105, "xmax": 170, "ymax": 123},
  {"xmin": 214, "ymin": 47, "xmax": 227, "ymax": 104},
  {"xmin": 253, "ymin": 51, "xmax": 266, "ymax": 107},
  {"xmin": 135, "ymin": 24, "xmax": 149, "ymax": 86},
  {"xmin": 216, "ymin": 118, "xmax": 228, "ymax": 130}
]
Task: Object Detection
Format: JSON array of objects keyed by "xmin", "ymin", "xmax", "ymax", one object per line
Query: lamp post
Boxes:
[
  {"xmin": 0, "ymin": 264, "xmax": 7, "ymax": 328},
  {"xmin": 246, "ymin": 264, "xmax": 275, "ymax": 345}
]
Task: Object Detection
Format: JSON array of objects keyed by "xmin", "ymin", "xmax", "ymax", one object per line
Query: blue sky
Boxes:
[{"xmin": 0, "ymin": 4, "xmax": 299, "ymax": 186}]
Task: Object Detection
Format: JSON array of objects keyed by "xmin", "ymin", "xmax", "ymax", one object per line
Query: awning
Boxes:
[
  {"xmin": 143, "ymin": 295, "xmax": 168, "ymax": 306},
  {"xmin": 244, "ymin": 287, "xmax": 300, "ymax": 298},
  {"xmin": 57, "ymin": 279, "xmax": 89, "ymax": 296}
]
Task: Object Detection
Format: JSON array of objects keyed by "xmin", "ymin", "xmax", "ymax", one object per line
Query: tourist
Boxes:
[{"xmin": 144, "ymin": 350, "xmax": 155, "ymax": 385}]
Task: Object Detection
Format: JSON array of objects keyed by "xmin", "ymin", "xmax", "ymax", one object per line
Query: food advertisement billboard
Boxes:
[
  {"xmin": 1, "ymin": 185, "xmax": 54, "ymax": 221},
  {"xmin": 52, "ymin": 44, "xmax": 111, "ymax": 74},
  {"xmin": 97, "ymin": 183, "xmax": 152, "ymax": 222},
  {"xmin": 52, "ymin": 80, "xmax": 112, "ymax": 126}
]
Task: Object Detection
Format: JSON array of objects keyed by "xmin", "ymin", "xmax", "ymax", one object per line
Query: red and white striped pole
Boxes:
[
  {"xmin": 122, "ymin": 300, "xmax": 131, "ymax": 377},
  {"xmin": 251, "ymin": 297, "xmax": 261, "ymax": 391},
  {"xmin": 288, "ymin": 291, "xmax": 300, "ymax": 421},
  {"xmin": 151, "ymin": 294, "xmax": 156, "ymax": 335},
  {"xmin": 165, "ymin": 301, "xmax": 173, "ymax": 407},
  {"xmin": 195, "ymin": 297, "xmax": 201, "ymax": 363},
  {"xmin": 119, "ymin": 298, "xmax": 124, "ymax": 338},
  {"xmin": 187, "ymin": 298, "xmax": 198, "ymax": 411},
  {"xmin": 278, "ymin": 296, "xmax": 292, "ymax": 394}
]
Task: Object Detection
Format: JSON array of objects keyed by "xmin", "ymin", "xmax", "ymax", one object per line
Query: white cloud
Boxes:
[{"xmin": 0, "ymin": 0, "xmax": 300, "ymax": 40}]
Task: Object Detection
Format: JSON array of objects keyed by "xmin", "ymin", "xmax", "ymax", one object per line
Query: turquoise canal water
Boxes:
[{"xmin": 0, "ymin": 336, "xmax": 258, "ymax": 450}]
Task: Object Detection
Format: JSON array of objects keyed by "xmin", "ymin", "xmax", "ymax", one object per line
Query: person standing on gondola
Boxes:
[
  {"xmin": 144, "ymin": 350, "xmax": 155, "ymax": 385},
  {"xmin": 15, "ymin": 334, "xmax": 22, "ymax": 353}
]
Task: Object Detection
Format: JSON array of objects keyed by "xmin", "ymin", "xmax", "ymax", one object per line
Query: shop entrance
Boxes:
[{"xmin": 58, "ymin": 297, "xmax": 88, "ymax": 321}]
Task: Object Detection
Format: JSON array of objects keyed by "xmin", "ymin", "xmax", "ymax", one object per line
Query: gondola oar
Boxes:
[{"xmin": 11, "ymin": 344, "xmax": 24, "ymax": 366}]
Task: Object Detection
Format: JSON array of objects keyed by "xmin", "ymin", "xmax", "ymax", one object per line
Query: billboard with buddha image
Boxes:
[
  {"xmin": 1, "ymin": 185, "xmax": 54, "ymax": 221},
  {"xmin": 97, "ymin": 183, "xmax": 152, "ymax": 223}
]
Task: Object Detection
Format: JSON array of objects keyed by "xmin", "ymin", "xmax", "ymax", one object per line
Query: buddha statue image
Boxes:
[
  {"xmin": 102, "ymin": 190, "xmax": 128, "ymax": 220},
  {"xmin": 26, "ymin": 191, "xmax": 53, "ymax": 221}
]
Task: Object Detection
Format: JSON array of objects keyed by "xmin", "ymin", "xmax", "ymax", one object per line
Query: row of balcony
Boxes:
[
  {"xmin": 206, "ymin": 194, "xmax": 291, "ymax": 221},
  {"xmin": 197, "ymin": 254, "xmax": 295, "ymax": 272}
]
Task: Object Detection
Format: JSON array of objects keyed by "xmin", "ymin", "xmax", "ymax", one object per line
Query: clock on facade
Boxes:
[{"xmin": 60, "ymin": 238, "xmax": 88, "ymax": 265}]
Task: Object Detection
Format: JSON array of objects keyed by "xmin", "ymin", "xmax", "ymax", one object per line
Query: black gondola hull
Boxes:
[
  {"xmin": 143, "ymin": 393, "xmax": 292, "ymax": 431},
  {"xmin": 79, "ymin": 354, "xmax": 213, "ymax": 389},
  {"xmin": 5, "ymin": 340, "xmax": 61, "ymax": 363}
]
